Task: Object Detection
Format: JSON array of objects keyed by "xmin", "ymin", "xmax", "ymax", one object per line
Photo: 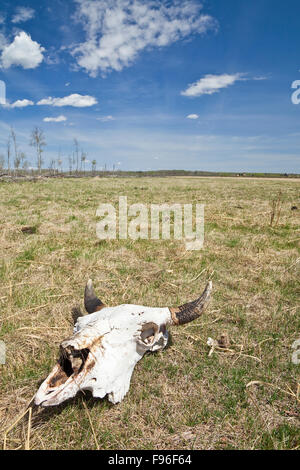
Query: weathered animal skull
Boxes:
[{"xmin": 35, "ymin": 280, "xmax": 212, "ymax": 406}]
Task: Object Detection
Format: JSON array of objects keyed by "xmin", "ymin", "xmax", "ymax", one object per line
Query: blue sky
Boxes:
[{"xmin": 0, "ymin": 0, "xmax": 299, "ymax": 172}]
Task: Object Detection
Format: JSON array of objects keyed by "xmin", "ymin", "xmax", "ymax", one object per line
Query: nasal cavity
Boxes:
[{"xmin": 59, "ymin": 347, "xmax": 90, "ymax": 377}]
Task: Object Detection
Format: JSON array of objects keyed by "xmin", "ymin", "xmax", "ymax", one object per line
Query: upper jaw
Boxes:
[
  {"xmin": 34, "ymin": 363, "xmax": 84, "ymax": 406},
  {"xmin": 35, "ymin": 326, "xmax": 105, "ymax": 406},
  {"xmin": 34, "ymin": 344, "xmax": 96, "ymax": 406}
]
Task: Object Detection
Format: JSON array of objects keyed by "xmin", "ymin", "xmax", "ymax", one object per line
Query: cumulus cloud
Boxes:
[
  {"xmin": 0, "ymin": 32, "xmax": 7, "ymax": 50},
  {"xmin": 1, "ymin": 31, "xmax": 44, "ymax": 69},
  {"xmin": 181, "ymin": 73, "xmax": 243, "ymax": 97},
  {"xmin": 72, "ymin": 0, "xmax": 217, "ymax": 76},
  {"xmin": 8, "ymin": 99, "xmax": 34, "ymax": 108},
  {"xmin": 43, "ymin": 115, "xmax": 67, "ymax": 122},
  {"xmin": 12, "ymin": 7, "xmax": 35, "ymax": 24},
  {"xmin": 37, "ymin": 93, "xmax": 97, "ymax": 107},
  {"xmin": 187, "ymin": 114, "xmax": 199, "ymax": 119},
  {"xmin": 96, "ymin": 115, "xmax": 115, "ymax": 121}
]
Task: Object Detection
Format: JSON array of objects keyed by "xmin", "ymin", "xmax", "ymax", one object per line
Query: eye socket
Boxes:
[{"xmin": 140, "ymin": 322, "xmax": 159, "ymax": 344}]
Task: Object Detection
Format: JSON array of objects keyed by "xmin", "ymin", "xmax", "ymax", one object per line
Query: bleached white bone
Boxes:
[{"xmin": 34, "ymin": 280, "xmax": 212, "ymax": 406}]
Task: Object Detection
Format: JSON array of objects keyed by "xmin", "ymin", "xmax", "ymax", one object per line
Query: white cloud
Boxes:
[
  {"xmin": 0, "ymin": 32, "xmax": 7, "ymax": 50},
  {"xmin": 9, "ymin": 99, "xmax": 34, "ymax": 108},
  {"xmin": 43, "ymin": 115, "xmax": 67, "ymax": 122},
  {"xmin": 37, "ymin": 93, "xmax": 97, "ymax": 107},
  {"xmin": 72, "ymin": 0, "xmax": 217, "ymax": 76},
  {"xmin": 253, "ymin": 76, "xmax": 268, "ymax": 81},
  {"xmin": 12, "ymin": 7, "xmax": 35, "ymax": 24},
  {"xmin": 1, "ymin": 31, "xmax": 44, "ymax": 69},
  {"xmin": 181, "ymin": 73, "xmax": 243, "ymax": 97},
  {"xmin": 44, "ymin": 48, "xmax": 60, "ymax": 65},
  {"xmin": 96, "ymin": 115, "xmax": 115, "ymax": 122},
  {"xmin": 187, "ymin": 114, "xmax": 199, "ymax": 119}
]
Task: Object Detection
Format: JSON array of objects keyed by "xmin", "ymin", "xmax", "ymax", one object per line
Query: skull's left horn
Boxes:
[
  {"xmin": 84, "ymin": 279, "xmax": 105, "ymax": 313},
  {"xmin": 169, "ymin": 281, "xmax": 212, "ymax": 325}
]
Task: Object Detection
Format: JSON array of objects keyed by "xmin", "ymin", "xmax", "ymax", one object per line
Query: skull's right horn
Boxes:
[{"xmin": 169, "ymin": 281, "xmax": 212, "ymax": 325}]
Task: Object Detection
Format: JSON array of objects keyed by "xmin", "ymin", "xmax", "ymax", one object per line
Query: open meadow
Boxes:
[{"xmin": 0, "ymin": 176, "xmax": 299, "ymax": 450}]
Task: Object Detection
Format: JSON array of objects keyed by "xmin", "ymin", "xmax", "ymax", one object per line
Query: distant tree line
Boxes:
[
  {"xmin": 0, "ymin": 127, "xmax": 298, "ymax": 179},
  {"xmin": 0, "ymin": 127, "xmax": 100, "ymax": 177}
]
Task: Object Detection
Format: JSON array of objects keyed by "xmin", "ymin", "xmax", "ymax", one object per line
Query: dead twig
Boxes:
[
  {"xmin": 25, "ymin": 407, "xmax": 32, "ymax": 451},
  {"xmin": 246, "ymin": 381, "xmax": 300, "ymax": 403},
  {"xmin": 4, "ymin": 303, "xmax": 52, "ymax": 321},
  {"xmin": 2, "ymin": 395, "xmax": 35, "ymax": 450},
  {"xmin": 82, "ymin": 400, "xmax": 100, "ymax": 450},
  {"xmin": 270, "ymin": 191, "xmax": 282, "ymax": 226}
]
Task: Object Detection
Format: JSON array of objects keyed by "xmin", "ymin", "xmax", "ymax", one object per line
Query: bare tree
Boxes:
[
  {"xmin": 81, "ymin": 151, "xmax": 87, "ymax": 175},
  {"xmin": 68, "ymin": 155, "xmax": 73, "ymax": 175},
  {"xmin": 73, "ymin": 138, "xmax": 79, "ymax": 173},
  {"xmin": 30, "ymin": 127, "xmax": 46, "ymax": 174},
  {"xmin": 0, "ymin": 154, "xmax": 4, "ymax": 171},
  {"xmin": 14, "ymin": 153, "xmax": 21, "ymax": 174},
  {"xmin": 19, "ymin": 151, "xmax": 26, "ymax": 169},
  {"xmin": 57, "ymin": 148, "xmax": 63, "ymax": 174},
  {"xmin": 18, "ymin": 152, "xmax": 26, "ymax": 173},
  {"xmin": 6, "ymin": 135, "xmax": 11, "ymax": 174},
  {"xmin": 22, "ymin": 157, "xmax": 29, "ymax": 172},
  {"xmin": 57, "ymin": 158, "xmax": 62, "ymax": 174},
  {"xmin": 72, "ymin": 151, "xmax": 76, "ymax": 173},
  {"xmin": 49, "ymin": 159, "xmax": 56, "ymax": 175},
  {"xmin": 10, "ymin": 127, "xmax": 18, "ymax": 175}
]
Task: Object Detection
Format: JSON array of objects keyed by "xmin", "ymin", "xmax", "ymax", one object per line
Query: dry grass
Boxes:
[{"xmin": 0, "ymin": 176, "xmax": 299, "ymax": 450}]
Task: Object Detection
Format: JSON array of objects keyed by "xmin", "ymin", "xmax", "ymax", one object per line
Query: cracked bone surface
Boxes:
[{"xmin": 34, "ymin": 280, "xmax": 212, "ymax": 406}]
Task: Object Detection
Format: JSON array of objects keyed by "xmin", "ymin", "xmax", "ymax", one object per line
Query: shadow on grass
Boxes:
[{"xmin": 30, "ymin": 390, "xmax": 113, "ymax": 429}]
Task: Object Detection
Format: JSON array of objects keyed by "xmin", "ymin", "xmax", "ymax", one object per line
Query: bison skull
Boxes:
[{"xmin": 34, "ymin": 279, "xmax": 212, "ymax": 406}]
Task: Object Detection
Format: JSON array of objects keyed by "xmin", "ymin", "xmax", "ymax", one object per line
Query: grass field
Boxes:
[{"xmin": 0, "ymin": 176, "xmax": 299, "ymax": 450}]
